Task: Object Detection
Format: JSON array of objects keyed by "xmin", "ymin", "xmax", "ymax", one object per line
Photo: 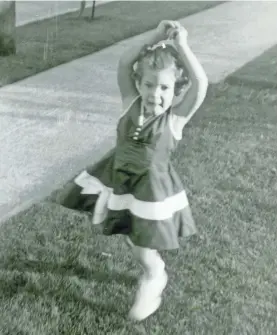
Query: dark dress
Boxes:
[{"xmin": 55, "ymin": 96, "xmax": 197, "ymax": 250}]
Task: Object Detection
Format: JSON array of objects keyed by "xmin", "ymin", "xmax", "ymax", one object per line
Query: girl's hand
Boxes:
[
  {"xmin": 156, "ymin": 20, "xmax": 180, "ymax": 40},
  {"xmin": 167, "ymin": 25, "xmax": 188, "ymax": 45}
]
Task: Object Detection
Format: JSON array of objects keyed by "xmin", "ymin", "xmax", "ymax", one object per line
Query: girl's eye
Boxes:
[
  {"xmin": 145, "ymin": 83, "xmax": 152, "ymax": 88},
  {"xmin": 161, "ymin": 85, "xmax": 168, "ymax": 91}
]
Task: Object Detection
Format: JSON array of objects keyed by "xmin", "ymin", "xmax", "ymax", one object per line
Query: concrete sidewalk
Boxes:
[{"xmin": 1, "ymin": 1, "xmax": 277, "ymax": 222}]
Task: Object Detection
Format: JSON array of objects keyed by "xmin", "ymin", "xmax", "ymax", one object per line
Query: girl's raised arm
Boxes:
[{"xmin": 171, "ymin": 26, "xmax": 208, "ymax": 124}]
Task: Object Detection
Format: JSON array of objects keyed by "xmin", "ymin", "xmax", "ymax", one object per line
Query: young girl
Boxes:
[{"xmin": 57, "ymin": 20, "xmax": 208, "ymax": 321}]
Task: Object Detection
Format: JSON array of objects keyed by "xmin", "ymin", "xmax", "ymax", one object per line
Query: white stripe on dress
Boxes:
[
  {"xmin": 74, "ymin": 171, "xmax": 189, "ymax": 223},
  {"xmin": 108, "ymin": 190, "xmax": 189, "ymax": 221}
]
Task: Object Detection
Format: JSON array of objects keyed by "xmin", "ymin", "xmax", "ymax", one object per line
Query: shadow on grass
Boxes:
[
  {"xmin": 1, "ymin": 258, "xmax": 136, "ymax": 287},
  {"xmin": 0, "ymin": 273, "xmax": 126, "ymax": 322}
]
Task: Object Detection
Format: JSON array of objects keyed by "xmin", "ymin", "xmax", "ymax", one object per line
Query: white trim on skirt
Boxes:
[{"xmin": 74, "ymin": 170, "xmax": 189, "ymax": 224}]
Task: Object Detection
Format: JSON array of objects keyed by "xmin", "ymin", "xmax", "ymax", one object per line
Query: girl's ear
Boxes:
[
  {"xmin": 131, "ymin": 71, "xmax": 141, "ymax": 92},
  {"xmin": 131, "ymin": 70, "xmax": 137, "ymax": 82}
]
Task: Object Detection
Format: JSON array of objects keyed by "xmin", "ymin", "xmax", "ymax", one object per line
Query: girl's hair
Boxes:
[{"xmin": 132, "ymin": 43, "xmax": 189, "ymax": 96}]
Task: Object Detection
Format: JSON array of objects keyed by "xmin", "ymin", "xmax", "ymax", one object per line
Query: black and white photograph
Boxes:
[{"xmin": 0, "ymin": 0, "xmax": 277, "ymax": 333}]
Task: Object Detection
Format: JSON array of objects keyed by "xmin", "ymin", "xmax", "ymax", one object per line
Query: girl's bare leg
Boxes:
[{"xmin": 125, "ymin": 237, "xmax": 168, "ymax": 321}]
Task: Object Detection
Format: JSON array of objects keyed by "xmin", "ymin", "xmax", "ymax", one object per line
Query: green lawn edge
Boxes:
[
  {"xmin": 225, "ymin": 43, "xmax": 277, "ymax": 89},
  {"xmin": 0, "ymin": 1, "xmax": 224, "ymax": 88}
]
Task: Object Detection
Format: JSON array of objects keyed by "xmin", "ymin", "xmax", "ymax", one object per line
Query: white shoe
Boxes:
[{"xmin": 128, "ymin": 270, "xmax": 168, "ymax": 321}]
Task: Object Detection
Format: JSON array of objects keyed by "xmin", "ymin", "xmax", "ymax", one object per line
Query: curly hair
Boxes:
[{"xmin": 132, "ymin": 43, "xmax": 189, "ymax": 96}]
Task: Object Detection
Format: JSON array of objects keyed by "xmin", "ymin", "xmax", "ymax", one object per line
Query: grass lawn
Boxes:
[
  {"xmin": 226, "ymin": 43, "xmax": 277, "ymax": 89},
  {"xmin": 1, "ymin": 55, "xmax": 277, "ymax": 334},
  {"xmin": 0, "ymin": 1, "xmax": 223, "ymax": 88}
]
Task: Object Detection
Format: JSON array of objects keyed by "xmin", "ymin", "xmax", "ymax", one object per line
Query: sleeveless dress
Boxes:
[{"xmin": 55, "ymin": 96, "xmax": 197, "ymax": 250}]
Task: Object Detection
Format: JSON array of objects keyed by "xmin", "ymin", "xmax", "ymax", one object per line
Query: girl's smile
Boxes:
[{"xmin": 137, "ymin": 66, "xmax": 177, "ymax": 115}]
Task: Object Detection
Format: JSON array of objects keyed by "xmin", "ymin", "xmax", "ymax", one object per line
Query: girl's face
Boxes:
[{"xmin": 137, "ymin": 66, "xmax": 176, "ymax": 116}]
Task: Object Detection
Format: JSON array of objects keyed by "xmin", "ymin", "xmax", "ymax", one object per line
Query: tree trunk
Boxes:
[{"xmin": 0, "ymin": 1, "xmax": 16, "ymax": 56}]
